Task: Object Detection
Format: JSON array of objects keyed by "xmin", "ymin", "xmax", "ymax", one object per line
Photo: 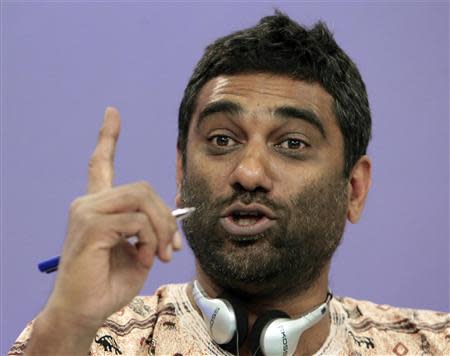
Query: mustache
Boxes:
[{"xmin": 193, "ymin": 189, "xmax": 286, "ymax": 216}]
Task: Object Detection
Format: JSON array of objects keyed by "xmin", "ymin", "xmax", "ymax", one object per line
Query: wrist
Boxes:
[{"xmin": 25, "ymin": 308, "xmax": 100, "ymax": 356}]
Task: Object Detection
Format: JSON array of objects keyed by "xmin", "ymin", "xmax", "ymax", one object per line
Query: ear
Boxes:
[
  {"xmin": 175, "ymin": 149, "xmax": 184, "ymax": 208},
  {"xmin": 347, "ymin": 155, "xmax": 372, "ymax": 223}
]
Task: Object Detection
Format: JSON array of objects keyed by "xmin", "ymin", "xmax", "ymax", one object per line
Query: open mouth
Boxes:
[
  {"xmin": 220, "ymin": 205, "xmax": 277, "ymax": 236},
  {"xmin": 231, "ymin": 211, "xmax": 265, "ymax": 226}
]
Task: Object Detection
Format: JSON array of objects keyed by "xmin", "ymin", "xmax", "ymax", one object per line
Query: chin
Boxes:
[{"xmin": 200, "ymin": 246, "xmax": 298, "ymax": 299}]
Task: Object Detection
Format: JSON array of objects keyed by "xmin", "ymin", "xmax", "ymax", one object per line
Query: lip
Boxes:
[
  {"xmin": 220, "ymin": 216, "xmax": 276, "ymax": 236},
  {"xmin": 221, "ymin": 202, "xmax": 277, "ymax": 219},
  {"xmin": 219, "ymin": 202, "xmax": 277, "ymax": 236}
]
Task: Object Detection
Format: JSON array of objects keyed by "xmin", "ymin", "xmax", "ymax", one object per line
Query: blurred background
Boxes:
[{"xmin": 2, "ymin": 1, "xmax": 449, "ymax": 353}]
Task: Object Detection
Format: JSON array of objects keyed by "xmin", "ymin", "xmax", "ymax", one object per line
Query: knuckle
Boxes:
[
  {"xmin": 136, "ymin": 180, "xmax": 149, "ymax": 189},
  {"xmin": 168, "ymin": 216, "xmax": 177, "ymax": 234},
  {"xmin": 153, "ymin": 224, "xmax": 168, "ymax": 242},
  {"xmin": 69, "ymin": 197, "xmax": 85, "ymax": 215},
  {"xmin": 67, "ymin": 211, "xmax": 97, "ymax": 245},
  {"xmin": 98, "ymin": 126, "xmax": 107, "ymax": 138},
  {"xmin": 123, "ymin": 189, "xmax": 137, "ymax": 202},
  {"xmin": 88, "ymin": 155, "xmax": 102, "ymax": 171},
  {"xmin": 77, "ymin": 209, "xmax": 95, "ymax": 226},
  {"xmin": 136, "ymin": 181, "xmax": 153, "ymax": 195},
  {"xmin": 162, "ymin": 225, "xmax": 174, "ymax": 242}
]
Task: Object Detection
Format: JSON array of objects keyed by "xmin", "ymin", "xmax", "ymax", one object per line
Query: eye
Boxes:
[
  {"xmin": 277, "ymin": 138, "xmax": 308, "ymax": 150},
  {"xmin": 209, "ymin": 135, "xmax": 238, "ymax": 147}
]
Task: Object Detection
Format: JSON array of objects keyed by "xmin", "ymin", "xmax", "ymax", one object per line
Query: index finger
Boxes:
[{"xmin": 87, "ymin": 107, "xmax": 121, "ymax": 194}]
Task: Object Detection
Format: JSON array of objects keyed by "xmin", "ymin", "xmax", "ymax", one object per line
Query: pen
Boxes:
[{"xmin": 37, "ymin": 207, "xmax": 196, "ymax": 274}]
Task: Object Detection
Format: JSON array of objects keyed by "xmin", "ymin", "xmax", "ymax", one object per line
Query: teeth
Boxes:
[{"xmin": 235, "ymin": 217, "xmax": 259, "ymax": 226}]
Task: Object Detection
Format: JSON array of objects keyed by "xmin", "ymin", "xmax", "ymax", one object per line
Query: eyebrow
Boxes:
[
  {"xmin": 274, "ymin": 106, "xmax": 326, "ymax": 138},
  {"xmin": 196, "ymin": 100, "xmax": 326, "ymax": 138},
  {"xmin": 197, "ymin": 100, "xmax": 243, "ymax": 128}
]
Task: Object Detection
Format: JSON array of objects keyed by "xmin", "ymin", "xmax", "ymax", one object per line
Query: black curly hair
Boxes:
[{"xmin": 177, "ymin": 11, "xmax": 371, "ymax": 178}]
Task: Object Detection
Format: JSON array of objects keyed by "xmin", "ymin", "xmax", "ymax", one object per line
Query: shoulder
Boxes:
[
  {"xmin": 336, "ymin": 296, "xmax": 449, "ymax": 327},
  {"xmin": 333, "ymin": 296, "xmax": 450, "ymax": 355},
  {"xmin": 8, "ymin": 284, "xmax": 188, "ymax": 356},
  {"xmin": 92, "ymin": 283, "xmax": 190, "ymax": 356},
  {"xmin": 105, "ymin": 283, "xmax": 187, "ymax": 323}
]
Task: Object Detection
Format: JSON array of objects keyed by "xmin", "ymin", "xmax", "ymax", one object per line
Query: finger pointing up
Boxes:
[{"xmin": 87, "ymin": 107, "xmax": 121, "ymax": 194}]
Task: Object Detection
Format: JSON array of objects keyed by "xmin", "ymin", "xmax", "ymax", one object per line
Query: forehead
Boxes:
[{"xmin": 192, "ymin": 73, "xmax": 337, "ymax": 129}]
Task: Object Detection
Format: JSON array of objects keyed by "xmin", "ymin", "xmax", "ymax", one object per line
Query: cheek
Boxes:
[
  {"xmin": 186, "ymin": 152, "xmax": 231, "ymax": 195},
  {"xmin": 274, "ymin": 170, "xmax": 314, "ymax": 198}
]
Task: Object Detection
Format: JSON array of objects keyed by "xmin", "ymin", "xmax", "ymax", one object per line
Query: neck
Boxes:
[{"xmin": 189, "ymin": 262, "xmax": 332, "ymax": 356}]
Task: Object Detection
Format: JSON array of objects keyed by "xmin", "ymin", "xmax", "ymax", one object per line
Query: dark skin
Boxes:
[
  {"xmin": 176, "ymin": 73, "xmax": 372, "ymax": 355},
  {"xmin": 23, "ymin": 73, "xmax": 370, "ymax": 356}
]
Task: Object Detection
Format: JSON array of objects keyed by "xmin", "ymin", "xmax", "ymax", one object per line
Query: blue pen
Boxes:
[{"xmin": 38, "ymin": 207, "xmax": 195, "ymax": 273}]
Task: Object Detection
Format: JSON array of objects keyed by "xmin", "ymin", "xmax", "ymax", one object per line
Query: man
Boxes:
[{"xmin": 9, "ymin": 11, "xmax": 449, "ymax": 356}]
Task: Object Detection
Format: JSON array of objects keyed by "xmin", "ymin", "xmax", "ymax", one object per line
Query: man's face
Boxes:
[{"xmin": 178, "ymin": 73, "xmax": 349, "ymax": 298}]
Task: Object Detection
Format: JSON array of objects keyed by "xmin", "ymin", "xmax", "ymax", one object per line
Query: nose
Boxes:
[{"xmin": 228, "ymin": 143, "xmax": 274, "ymax": 193}]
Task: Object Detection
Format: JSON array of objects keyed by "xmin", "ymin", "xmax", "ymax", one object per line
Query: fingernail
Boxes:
[
  {"xmin": 173, "ymin": 231, "xmax": 183, "ymax": 250},
  {"xmin": 166, "ymin": 244, "xmax": 173, "ymax": 260}
]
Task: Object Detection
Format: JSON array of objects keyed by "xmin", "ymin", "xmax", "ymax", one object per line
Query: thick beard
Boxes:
[{"xmin": 181, "ymin": 173, "xmax": 348, "ymax": 300}]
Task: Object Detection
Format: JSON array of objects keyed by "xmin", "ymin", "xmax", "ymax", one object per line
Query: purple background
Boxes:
[{"xmin": 2, "ymin": 1, "xmax": 449, "ymax": 353}]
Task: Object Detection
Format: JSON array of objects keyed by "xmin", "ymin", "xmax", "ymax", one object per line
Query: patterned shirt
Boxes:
[{"xmin": 9, "ymin": 283, "xmax": 450, "ymax": 355}]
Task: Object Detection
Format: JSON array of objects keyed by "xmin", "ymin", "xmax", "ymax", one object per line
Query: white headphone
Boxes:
[{"xmin": 192, "ymin": 280, "xmax": 332, "ymax": 356}]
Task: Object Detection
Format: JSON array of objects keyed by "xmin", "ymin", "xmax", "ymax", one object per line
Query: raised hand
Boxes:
[{"xmin": 26, "ymin": 108, "xmax": 180, "ymax": 355}]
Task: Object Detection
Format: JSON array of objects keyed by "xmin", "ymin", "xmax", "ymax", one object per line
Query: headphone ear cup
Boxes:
[
  {"xmin": 217, "ymin": 291, "xmax": 249, "ymax": 352},
  {"xmin": 250, "ymin": 310, "xmax": 290, "ymax": 356}
]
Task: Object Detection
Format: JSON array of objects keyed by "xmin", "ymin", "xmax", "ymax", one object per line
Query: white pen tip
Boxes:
[{"xmin": 172, "ymin": 207, "xmax": 196, "ymax": 219}]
